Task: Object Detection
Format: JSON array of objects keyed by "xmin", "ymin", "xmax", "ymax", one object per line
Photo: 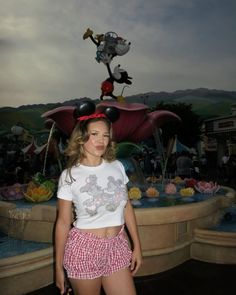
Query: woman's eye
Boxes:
[{"xmin": 90, "ymin": 132, "xmax": 109, "ymax": 138}]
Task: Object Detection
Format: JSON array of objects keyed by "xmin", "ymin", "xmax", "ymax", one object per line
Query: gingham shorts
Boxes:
[{"xmin": 63, "ymin": 226, "xmax": 132, "ymax": 279}]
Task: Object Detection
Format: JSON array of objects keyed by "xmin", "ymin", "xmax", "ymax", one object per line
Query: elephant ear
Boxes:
[
  {"xmin": 73, "ymin": 101, "xmax": 96, "ymax": 119},
  {"xmin": 104, "ymin": 107, "xmax": 120, "ymax": 123}
]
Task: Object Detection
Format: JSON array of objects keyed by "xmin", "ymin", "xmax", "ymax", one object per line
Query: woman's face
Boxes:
[{"xmin": 83, "ymin": 120, "xmax": 110, "ymax": 159}]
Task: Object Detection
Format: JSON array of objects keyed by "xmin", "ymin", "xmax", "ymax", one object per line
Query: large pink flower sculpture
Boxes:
[{"xmin": 42, "ymin": 101, "xmax": 181, "ymax": 143}]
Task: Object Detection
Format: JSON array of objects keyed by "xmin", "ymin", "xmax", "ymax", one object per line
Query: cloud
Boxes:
[{"xmin": 0, "ymin": 0, "xmax": 235, "ymax": 107}]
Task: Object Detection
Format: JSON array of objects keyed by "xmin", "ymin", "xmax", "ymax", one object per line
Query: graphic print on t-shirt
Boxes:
[{"xmin": 80, "ymin": 174, "xmax": 127, "ymax": 216}]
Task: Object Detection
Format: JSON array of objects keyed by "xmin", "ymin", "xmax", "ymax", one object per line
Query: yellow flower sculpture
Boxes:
[
  {"xmin": 128, "ymin": 187, "xmax": 142, "ymax": 200},
  {"xmin": 146, "ymin": 176, "xmax": 159, "ymax": 183},
  {"xmin": 180, "ymin": 187, "xmax": 195, "ymax": 197},
  {"xmin": 24, "ymin": 180, "xmax": 55, "ymax": 202},
  {"xmin": 173, "ymin": 176, "xmax": 184, "ymax": 184}
]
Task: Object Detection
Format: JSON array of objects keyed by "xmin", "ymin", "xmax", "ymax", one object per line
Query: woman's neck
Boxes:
[{"xmin": 80, "ymin": 157, "xmax": 103, "ymax": 167}]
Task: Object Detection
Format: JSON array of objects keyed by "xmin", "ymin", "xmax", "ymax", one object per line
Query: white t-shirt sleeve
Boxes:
[
  {"xmin": 117, "ymin": 160, "xmax": 129, "ymax": 185},
  {"xmin": 57, "ymin": 169, "xmax": 73, "ymax": 201}
]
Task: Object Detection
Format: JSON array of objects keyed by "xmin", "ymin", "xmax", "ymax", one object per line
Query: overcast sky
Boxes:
[{"xmin": 1, "ymin": 0, "xmax": 236, "ymax": 107}]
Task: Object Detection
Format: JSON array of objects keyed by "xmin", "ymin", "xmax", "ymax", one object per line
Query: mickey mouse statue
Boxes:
[
  {"xmin": 100, "ymin": 64, "xmax": 132, "ymax": 101},
  {"xmin": 83, "ymin": 28, "xmax": 132, "ymax": 101}
]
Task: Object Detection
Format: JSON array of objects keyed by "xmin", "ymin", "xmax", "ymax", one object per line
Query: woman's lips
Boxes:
[{"xmin": 96, "ymin": 146, "xmax": 105, "ymax": 150}]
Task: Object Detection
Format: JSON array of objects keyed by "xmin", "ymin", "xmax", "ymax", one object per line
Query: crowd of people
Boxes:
[
  {"xmin": 2, "ymin": 138, "xmax": 235, "ymax": 190},
  {"xmin": 0, "ymin": 140, "xmax": 62, "ymax": 186},
  {"xmin": 219, "ymin": 152, "xmax": 236, "ymax": 187},
  {"xmin": 137, "ymin": 150, "xmax": 207, "ymax": 181},
  {"xmin": 137, "ymin": 148, "xmax": 236, "ymax": 188}
]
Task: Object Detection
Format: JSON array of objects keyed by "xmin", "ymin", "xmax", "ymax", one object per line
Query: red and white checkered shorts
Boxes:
[{"xmin": 63, "ymin": 226, "xmax": 132, "ymax": 279}]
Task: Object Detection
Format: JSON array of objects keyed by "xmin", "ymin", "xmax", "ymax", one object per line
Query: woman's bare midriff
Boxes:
[{"xmin": 79, "ymin": 225, "xmax": 123, "ymax": 238}]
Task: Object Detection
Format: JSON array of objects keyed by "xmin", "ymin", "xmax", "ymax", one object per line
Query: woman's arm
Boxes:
[
  {"xmin": 124, "ymin": 199, "xmax": 142, "ymax": 275},
  {"xmin": 55, "ymin": 199, "xmax": 72, "ymax": 294}
]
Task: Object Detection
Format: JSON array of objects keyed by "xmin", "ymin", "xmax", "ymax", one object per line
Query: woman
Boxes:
[{"xmin": 55, "ymin": 111, "xmax": 142, "ymax": 295}]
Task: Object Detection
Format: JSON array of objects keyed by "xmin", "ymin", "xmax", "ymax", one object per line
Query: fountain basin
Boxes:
[
  {"xmin": 0, "ymin": 199, "xmax": 57, "ymax": 243},
  {"xmin": 1, "ymin": 246, "xmax": 53, "ymax": 295},
  {"xmin": 0, "ymin": 199, "xmax": 55, "ymax": 295},
  {"xmin": 191, "ymin": 205, "xmax": 236, "ymax": 264},
  {"xmin": 134, "ymin": 187, "xmax": 235, "ymax": 276}
]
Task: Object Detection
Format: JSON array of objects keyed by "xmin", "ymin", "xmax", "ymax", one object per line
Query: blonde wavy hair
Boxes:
[{"xmin": 64, "ymin": 117, "xmax": 116, "ymax": 181}]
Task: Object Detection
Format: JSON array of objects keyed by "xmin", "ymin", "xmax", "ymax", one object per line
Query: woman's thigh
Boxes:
[
  {"xmin": 102, "ymin": 267, "xmax": 136, "ymax": 295},
  {"xmin": 69, "ymin": 277, "xmax": 102, "ymax": 295}
]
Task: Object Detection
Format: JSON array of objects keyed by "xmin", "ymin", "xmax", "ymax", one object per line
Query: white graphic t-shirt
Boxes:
[{"xmin": 57, "ymin": 160, "xmax": 129, "ymax": 229}]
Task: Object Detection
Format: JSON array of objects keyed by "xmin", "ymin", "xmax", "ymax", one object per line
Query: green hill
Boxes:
[
  {"xmin": 0, "ymin": 105, "xmax": 58, "ymax": 132},
  {"xmin": 0, "ymin": 89, "xmax": 235, "ymax": 134}
]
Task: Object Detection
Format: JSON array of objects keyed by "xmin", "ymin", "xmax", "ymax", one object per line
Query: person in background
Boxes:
[
  {"xmin": 226, "ymin": 154, "xmax": 236, "ymax": 186},
  {"xmin": 221, "ymin": 151, "xmax": 230, "ymax": 182},
  {"xmin": 192, "ymin": 155, "xmax": 200, "ymax": 179},
  {"xmin": 55, "ymin": 110, "xmax": 142, "ymax": 295},
  {"xmin": 200, "ymin": 154, "xmax": 207, "ymax": 176},
  {"xmin": 176, "ymin": 151, "xmax": 193, "ymax": 179}
]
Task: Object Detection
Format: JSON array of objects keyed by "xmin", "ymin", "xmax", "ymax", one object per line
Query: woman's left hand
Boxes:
[{"xmin": 130, "ymin": 247, "xmax": 142, "ymax": 275}]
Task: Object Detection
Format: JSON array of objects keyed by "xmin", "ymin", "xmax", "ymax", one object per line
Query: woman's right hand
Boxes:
[{"xmin": 56, "ymin": 267, "xmax": 66, "ymax": 295}]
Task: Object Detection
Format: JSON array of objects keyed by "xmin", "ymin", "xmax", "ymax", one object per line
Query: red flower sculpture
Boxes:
[
  {"xmin": 42, "ymin": 101, "xmax": 181, "ymax": 143},
  {"xmin": 185, "ymin": 178, "xmax": 198, "ymax": 188}
]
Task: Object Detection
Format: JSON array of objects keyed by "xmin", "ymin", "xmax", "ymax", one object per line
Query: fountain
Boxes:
[{"xmin": 1, "ymin": 104, "xmax": 236, "ymax": 294}]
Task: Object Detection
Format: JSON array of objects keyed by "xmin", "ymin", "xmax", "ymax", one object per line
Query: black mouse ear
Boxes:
[
  {"xmin": 73, "ymin": 101, "xmax": 96, "ymax": 119},
  {"xmin": 104, "ymin": 107, "xmax": 120, "ymax": 123}
]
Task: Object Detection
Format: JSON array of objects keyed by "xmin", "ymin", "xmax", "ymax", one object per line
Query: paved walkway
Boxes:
[{"xmin": 27, "ymin": 260, "xmax": 236, "ymax": 295}]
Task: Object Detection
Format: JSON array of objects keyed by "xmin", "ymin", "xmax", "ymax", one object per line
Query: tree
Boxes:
[{"xmin": 155, "ymin": 102, "xmax": 202, "ymax": 147}]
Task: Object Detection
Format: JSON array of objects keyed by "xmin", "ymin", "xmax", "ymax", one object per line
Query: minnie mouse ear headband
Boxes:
[{"xmin": 73, "ymin": 100, "xmax": 120, "ymax": 123}]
